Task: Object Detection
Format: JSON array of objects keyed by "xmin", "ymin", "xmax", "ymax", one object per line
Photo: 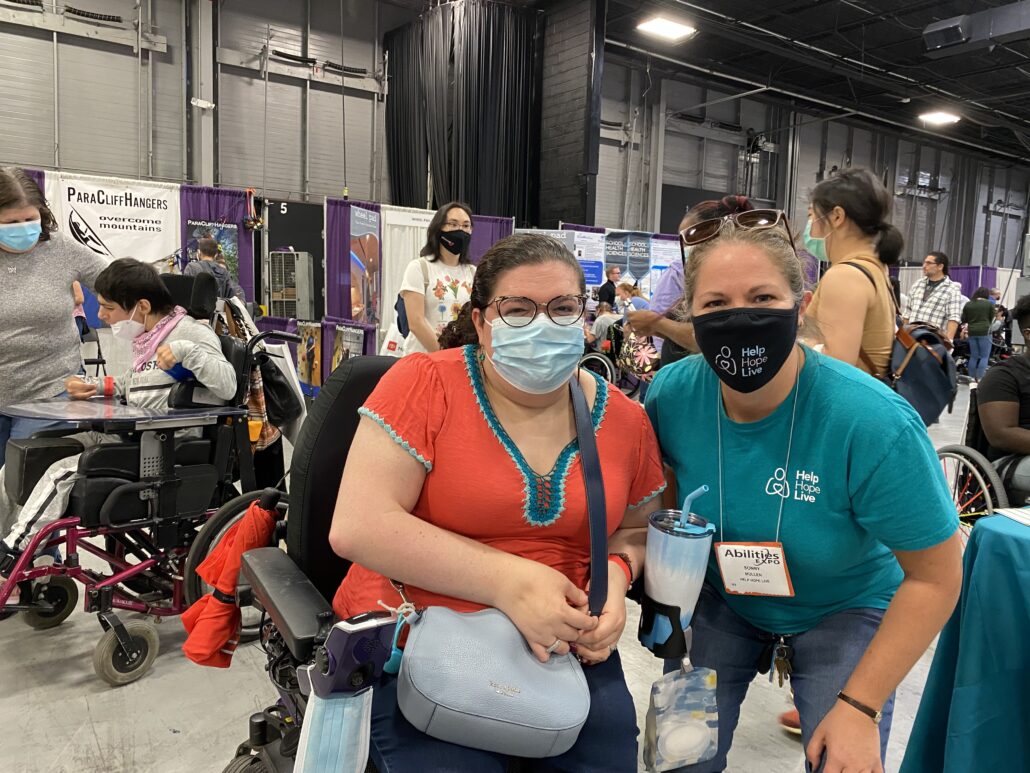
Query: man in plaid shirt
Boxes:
[{"xmin": 903, "ymin": 251, "xmax": 963, "ymax": 340}]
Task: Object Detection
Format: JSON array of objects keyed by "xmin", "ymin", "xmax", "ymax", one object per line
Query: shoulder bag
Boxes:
[
  {"xmin": 396, "ymin": 374, "xmax": 608, "ymax": 758},
  {"xmin": 846, "ymin": 261, "xmax": 958, "ymax": 426}
]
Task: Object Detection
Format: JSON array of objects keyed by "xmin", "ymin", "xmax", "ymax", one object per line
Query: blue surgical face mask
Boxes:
[
  {"xmin": 0, "ymin": 220, "xmax": 42, "ymax": 253},
  {"xmin": 488, "ymin": 314, "xmax": 585, "ymax": 394},
  {"xmin": 803, "ymin": 218, "xmax": 828, "ymax": 263}
]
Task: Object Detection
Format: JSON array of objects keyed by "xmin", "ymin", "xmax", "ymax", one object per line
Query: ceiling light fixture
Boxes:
[
  {"xmin": 919, "ymin": 111, "xmax": 961, "ymax": 126},
  {"xmin": 637, "ymin": 17, "xmax": 697, "ymax": 42}
]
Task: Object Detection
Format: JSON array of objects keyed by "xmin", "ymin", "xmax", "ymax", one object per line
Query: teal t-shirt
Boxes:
[{"xmin": 645, "ymin": 346, "xmax": 958, "ymax": 633}]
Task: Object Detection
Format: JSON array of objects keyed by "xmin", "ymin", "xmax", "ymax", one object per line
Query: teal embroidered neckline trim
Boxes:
[
  {"xmin": 463, "ymin": 345, "xmax": 608, "ymax": 527},
  {"xmin": 358, "ymin": 407, "xmax": 433, "ymax": 472}
]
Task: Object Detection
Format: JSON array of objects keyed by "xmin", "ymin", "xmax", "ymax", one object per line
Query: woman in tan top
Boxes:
[{"xmin": 802, "ymin": 168, "xmax": 904, "ymax": 377}]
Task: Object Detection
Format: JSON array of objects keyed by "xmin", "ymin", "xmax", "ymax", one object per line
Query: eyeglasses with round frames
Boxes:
[{"xmin": 487, "ymin": 294, "xmax": 587, "ymax": 327}]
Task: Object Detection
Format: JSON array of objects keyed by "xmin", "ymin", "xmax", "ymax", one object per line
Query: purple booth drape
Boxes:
[
  {"xmin": 948, "ymin": 266, "xmax": 985, "ymax": 299},
  {"xmin": 469, "ymin": 215, "xmax": 514, "ymax": 264},
  {"xmin": 24, "ymin": 168, "xmax": 45, "ymax": 193},
  {"xmin": 325, "ymin": 199, "xmax": 381, "ymax": 320},
  {"xmin": 180, "ymin": 185, "xmax": 255, "ymax": 299}
]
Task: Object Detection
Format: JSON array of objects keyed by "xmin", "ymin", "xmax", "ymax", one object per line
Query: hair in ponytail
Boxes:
[{"xmin": 811, "ymin": 167, "xmax": 903, "ymax": 265}]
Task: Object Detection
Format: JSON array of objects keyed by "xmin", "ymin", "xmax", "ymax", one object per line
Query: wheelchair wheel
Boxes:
[
  {"xmin": 185, "ymin": 492, "xmax": 288, "ymax": 643},
  {"xmin": 92, "ymin": 619, "xmax": 159, "ymax": 686},
  {"xmin": 22, "ymin": 576, "xmax": 79, "ymax": 630},
  {"xmin": 937, "ymin": 444, "xmax": 1008, "ymax": 545},
  {"xmin": 222, "ymin": 755, "xmax": 272, "ymax": 773},
  {"xmin": 579, "ymin": 352, "xmax": 615, "ymax": 383}
]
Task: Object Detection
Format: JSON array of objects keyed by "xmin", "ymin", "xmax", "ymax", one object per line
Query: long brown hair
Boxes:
[{"xmin": 0, "ymin": 168, "xmax": 57, "ymax": 242}]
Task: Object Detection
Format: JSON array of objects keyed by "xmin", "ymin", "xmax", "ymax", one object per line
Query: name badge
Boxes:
[{"xmin": 714, "ymin": 542, "xmax": 795, "ymax": 597}]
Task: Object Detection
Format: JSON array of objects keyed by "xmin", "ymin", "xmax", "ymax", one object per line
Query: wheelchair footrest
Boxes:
[{"xmin": 241, "ymin": 548, "xmax": 334, "ymax": 662}]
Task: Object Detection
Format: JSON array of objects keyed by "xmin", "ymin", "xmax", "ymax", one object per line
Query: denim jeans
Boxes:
[
  {"xmin": 664, "ymin": 583, "xmax": 894, "ymax": 773},
  {"xmin": 369, "ymin": 650, "xmax": 639, "ymax": 772},
  {"xmin": 967, "ymin": 335, "xmax": 991, "ymax": 381}
]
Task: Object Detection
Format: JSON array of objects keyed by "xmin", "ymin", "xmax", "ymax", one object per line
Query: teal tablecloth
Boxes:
[{"xmin": 901, "ymin": 515, "xmax": 1030, "ymax": 773}]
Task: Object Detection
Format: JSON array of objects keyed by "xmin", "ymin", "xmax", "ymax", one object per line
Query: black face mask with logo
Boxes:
[
  {"xmin": 439, "ymin": 229, "xmax": 470, "ymax": 256},
  {"xmin": 692, "ymin": 306, "xmax": 799, "ymax": 393}
]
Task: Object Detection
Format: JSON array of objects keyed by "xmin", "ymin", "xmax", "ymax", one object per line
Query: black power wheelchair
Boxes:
[
  {"xmin": 221, "ymin": 355, "xmax": 396, "ymax": 772},
  {"xmin": 0, "ymin": 273, "xmax": 298, "ymax": 685}
]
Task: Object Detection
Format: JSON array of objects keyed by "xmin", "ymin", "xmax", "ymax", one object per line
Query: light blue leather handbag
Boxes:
[{"xmin": 396, "ymin": 376, "xmax": 609, "ymax": 757}]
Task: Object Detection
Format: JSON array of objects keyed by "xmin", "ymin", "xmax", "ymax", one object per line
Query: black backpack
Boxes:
[
  {"xmin": 393, "ymin": 258, "xmax": 430, "ymax": 338},
  {"xmin": 847, "ymin": 262, "xmax": 958, "ymax": 426}
]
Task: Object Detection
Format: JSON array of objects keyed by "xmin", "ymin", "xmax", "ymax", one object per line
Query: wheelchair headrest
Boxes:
[
  {"xmin": 287, "ymin": 355, "xmax": 397, "ymax": 602},
  {"xmin": 161, "ymin": 273, "xmax": 218, "ymax": 321}
]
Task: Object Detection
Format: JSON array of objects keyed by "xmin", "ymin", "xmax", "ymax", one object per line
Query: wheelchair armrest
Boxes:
[{"xmin": 241, "ymin": 547, "xmax": 334, "ymax": 662}]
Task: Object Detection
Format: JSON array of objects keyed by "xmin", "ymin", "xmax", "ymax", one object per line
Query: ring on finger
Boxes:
[{"xmin": 545, "ymin": 638, "xmax": 563, "ymax": 655}]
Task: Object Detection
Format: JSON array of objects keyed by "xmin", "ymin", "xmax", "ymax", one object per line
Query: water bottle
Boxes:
[{"xmin": 638, "ymin": 503, "xmax": 715, "ymax": 658}]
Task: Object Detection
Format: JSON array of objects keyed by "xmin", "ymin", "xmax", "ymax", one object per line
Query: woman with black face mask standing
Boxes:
[
  {"xmin": 643, "ymin": 212, "xmax": 962, "ymax": 773},
  {"xmin": 399, "ymin": 201, "xmax": 477, "ymax": 355}
]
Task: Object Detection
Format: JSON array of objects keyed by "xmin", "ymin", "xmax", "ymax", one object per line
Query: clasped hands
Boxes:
[{"xmin": 497, "ymin": 559, "xmax": 630, "ymax": 665}]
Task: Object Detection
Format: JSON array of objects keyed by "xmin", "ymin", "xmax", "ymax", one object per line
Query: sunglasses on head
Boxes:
[{"xmin": 679, "ymin": 209, "xmax": 797, "ymax": 254}]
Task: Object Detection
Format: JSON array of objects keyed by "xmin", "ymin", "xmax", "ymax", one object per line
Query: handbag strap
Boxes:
[{"xmin": 569, "ymin": 375, "xmax": 608, "ymax": 617}]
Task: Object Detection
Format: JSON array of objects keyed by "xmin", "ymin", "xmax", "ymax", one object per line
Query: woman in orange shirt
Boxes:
[{"xmin": 329, "ymin": 233, "xmax": 666, "ymax": 771}]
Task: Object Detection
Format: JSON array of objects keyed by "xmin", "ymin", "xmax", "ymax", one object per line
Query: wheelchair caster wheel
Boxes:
[
  {"xmin": 222, "ymin": 754, "xmax": 271, "ymax": 773},
  {"xmin": 22, "ymin": 576, "xmax": 79, "ymax": 630},
  {"xmin": 93, "ymin": 619, "xmax": 159, "ymax": 686}
]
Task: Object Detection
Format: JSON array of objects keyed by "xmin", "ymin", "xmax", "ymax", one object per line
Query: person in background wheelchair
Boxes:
[
  {"xmin": 585, "ymin": 301, "xmax": 620, "ymax": 351},
  {"xmin": 328, "ymin": 233, "xmax": 666, "ymax": 771},
  {"xmin": 977, "ymin": 294, "xmax": 1030, "ymax": 462},
  {"xmin": 0, "ymin": 258, "xmax": 237, "ymax": 589}
]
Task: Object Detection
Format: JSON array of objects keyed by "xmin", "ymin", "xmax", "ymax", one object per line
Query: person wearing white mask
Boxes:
[
  {"xmin": 329, "ymin": 234, "xmax": 667, "ymax": 770},
  {"xmin": 0, "ymin": 168, "xmax": 109, "ymax": 467},
  {"xmin": 0, "ymin": 259, "xmax": 236, "ymax": 585}
]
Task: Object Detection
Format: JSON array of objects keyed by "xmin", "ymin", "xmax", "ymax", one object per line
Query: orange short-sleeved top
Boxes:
[{"xmin": 332, "ymin": 345, "xmax": 666, "ymax": 618}]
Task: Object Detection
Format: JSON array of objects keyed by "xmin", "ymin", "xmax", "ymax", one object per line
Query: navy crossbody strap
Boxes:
[{"xmin": 569, "ymin": 375, "xmax": 608, "ymax": 617}]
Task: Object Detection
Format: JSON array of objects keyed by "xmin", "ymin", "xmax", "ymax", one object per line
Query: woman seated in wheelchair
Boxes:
[
  {"xmin": 0, "ymin": 257, "xmax": 236, "ymax": 594},
  {"xmin": 329, "ymin": 233, "xmax": 666, "ymax": 771}
]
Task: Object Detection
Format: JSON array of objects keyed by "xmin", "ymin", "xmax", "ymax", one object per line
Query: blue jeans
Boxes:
[
  {"xmin": 665, "ymin": 583, "xmax": 894, "ymax": 773},
  {"xmin": 967, "ymin": 335, "xmax": 991, "ymax": 380},
  {"xmin": 369, "ymin": 650, "xmax": 638, "ymax": 772},
  {"xmin": 0, "ymin": 411, "xmax": 74, "ymax": 469}
]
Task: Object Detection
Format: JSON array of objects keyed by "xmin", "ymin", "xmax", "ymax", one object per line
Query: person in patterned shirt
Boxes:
[{"xmin": 903, "ymin": 251, "xmax": 963, "ymax": 340}]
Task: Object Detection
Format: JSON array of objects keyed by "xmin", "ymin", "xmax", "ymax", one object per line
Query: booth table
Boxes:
[{"xmin": 900, "ymin": 514, "xmax": 1030, "ymax": 773}]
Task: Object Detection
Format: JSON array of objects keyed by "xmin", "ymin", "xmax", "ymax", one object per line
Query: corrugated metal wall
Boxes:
[
  {"xmin": 599, "ymin": 56, "xmax": 1030, "ymax": 268},
  {"xmin": 0, "ymin": 0, "xmax": 183, "ymax": 179},
  {"xmin": 0, "ymin": 0, "xmax": 404, "ymax": 201}
]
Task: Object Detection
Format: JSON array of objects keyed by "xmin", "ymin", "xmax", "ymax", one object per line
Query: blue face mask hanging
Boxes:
[
  {"xmin": 0, "ymin": 220, "xmax": 42, "ymax": 253},
  {"xmin": 488, "ymin": 314, "xmax": 585, "ymax": 394}
]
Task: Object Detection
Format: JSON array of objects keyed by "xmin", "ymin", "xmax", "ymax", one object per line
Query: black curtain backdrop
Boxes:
[
  {"xmin": 384, "ymin": 21, "xmax": 428, "ymax": 208},
  {"xmin": 386, "ymin": 0, "xmax": 542, "ymax": 222}
]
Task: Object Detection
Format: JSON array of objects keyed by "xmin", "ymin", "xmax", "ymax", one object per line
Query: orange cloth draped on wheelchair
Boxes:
[{"xmin": 181, "ymin": 499, "xmax": 278, "ymax": 667}]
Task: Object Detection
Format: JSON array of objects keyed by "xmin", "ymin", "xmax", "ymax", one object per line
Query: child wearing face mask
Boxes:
[{"xmin": 0, "ymin": 259, "xmax": 237, "ymax": 589}]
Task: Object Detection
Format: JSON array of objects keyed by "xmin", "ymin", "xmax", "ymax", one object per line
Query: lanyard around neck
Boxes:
[{"xmin": 716, "ymin": 351, "xmax": 801, "ymax": 544}]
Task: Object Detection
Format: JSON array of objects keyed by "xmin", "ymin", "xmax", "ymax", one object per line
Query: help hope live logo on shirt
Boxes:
[{"xmin": 765, "ymin": 467, "xmax": 821, "ymax": 504}]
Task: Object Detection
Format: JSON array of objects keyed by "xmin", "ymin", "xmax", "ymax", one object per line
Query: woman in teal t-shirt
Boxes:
[{"xmin": 644, "ymin": 211, "xmax": 962, "ymax": 773}]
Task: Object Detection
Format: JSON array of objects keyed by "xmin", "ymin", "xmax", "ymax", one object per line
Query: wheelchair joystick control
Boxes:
[{"xmin": 258, "ymin": 488, "xmax": 281, "ymax": 513}]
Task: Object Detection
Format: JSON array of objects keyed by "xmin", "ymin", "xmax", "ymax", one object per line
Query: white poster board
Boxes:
[{"xmin": 46, "ymin": 173, "xmax": 181, "ymax": 267}]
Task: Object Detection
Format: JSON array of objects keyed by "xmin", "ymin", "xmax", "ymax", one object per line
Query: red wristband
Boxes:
[{"xmin": 608, "ymin": 554, "xmax": 633, "ymax": 587}]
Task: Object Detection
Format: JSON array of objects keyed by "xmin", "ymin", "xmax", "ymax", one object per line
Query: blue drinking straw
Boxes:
[{"xmin": 679, "ymin": 485, "xmax": 709, "ymax": 529}]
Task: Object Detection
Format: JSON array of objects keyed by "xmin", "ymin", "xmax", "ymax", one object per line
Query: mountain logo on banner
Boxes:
[{"xmin": 68, "ymin": 205, "xmax": 112, "ymax": 257}]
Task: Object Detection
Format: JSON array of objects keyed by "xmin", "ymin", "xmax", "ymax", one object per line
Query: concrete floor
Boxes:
[{"xmin": 0, "ymin": 345, "xmax": 970, "ymax": 773}]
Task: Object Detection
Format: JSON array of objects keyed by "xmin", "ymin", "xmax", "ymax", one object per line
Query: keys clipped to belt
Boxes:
[{"xmin": 772, "ymin": 640, "xmax": 794, "ymax": 688}]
